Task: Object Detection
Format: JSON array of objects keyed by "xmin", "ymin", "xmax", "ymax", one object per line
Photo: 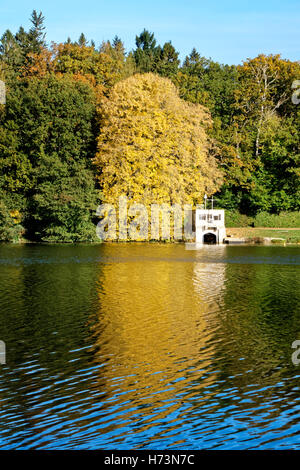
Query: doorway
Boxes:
[{"xmin": 203, "ymin": 232, "xmax": 217, "ymax": 244}]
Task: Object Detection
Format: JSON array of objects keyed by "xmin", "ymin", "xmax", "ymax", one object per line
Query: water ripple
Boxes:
[{"xmin": 0, "ymin": 243, "xmax": 299, "ymax": 449}]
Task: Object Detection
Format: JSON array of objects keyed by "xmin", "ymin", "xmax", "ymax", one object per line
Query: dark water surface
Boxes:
[{"xmin": 0, "ymin": 243, "xmax": 300, "ymax": 449}]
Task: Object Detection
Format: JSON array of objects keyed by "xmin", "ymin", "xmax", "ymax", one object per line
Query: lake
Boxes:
[{"xmin": 0, "ymin": 243, "xmax": 300, "ymax": 449}]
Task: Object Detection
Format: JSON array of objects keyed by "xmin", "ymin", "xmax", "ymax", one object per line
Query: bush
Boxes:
[
  {"xmin": 286, "ymin": 237, "xmax": 300, "ymax": 244},
  {"xmin": 253, "ymin": 211, "xmax": 300, "ymax": 228},
  {"xmin": 225, "ymin": 210, "xmax": 254, "ymax": 227},
  {"xmin": 0, "ymin": 200, "xmax": 24, "ymax": 242},
  {"xmin": 225, "ymin": 210, "xmax": 300, "ymax": 228}
]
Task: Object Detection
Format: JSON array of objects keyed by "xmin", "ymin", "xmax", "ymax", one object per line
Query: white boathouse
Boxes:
[{"xmin": 195, "ymin": 196, "xmax": 226, "ymax": 244}]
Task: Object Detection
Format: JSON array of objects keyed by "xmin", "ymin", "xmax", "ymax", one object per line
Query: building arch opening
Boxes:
[{"xmin": 203, "ymin": 232, "xmax": 217, "ymax": 244}]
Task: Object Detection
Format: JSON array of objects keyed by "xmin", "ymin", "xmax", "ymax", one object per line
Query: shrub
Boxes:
[
  {"xmin": 0, "ymin": 200, "xmax": 24, "ymax": 242},
  {"xmin": 254, "ymin": 211, "xmax": 300, "ymax": 228},
  {"xmin": 225, "ymin": 210, "xmax": 254, "ymax": 227}
]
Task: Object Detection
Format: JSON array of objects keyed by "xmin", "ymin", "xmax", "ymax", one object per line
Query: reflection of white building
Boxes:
[
  {"xmin": 192, "ymin": 256, "xmax": 226, "ymax": 321},
  {"xmin": 195, "ymin": 209, "xmax": 226, "ymax": 244},
  {"xmin": 193, "ymin": 257, "xmax": 226, "ymax": 294}
]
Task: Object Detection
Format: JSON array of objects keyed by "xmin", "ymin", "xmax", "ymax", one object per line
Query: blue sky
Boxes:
[{"xmin": 0, "ymin": 0, "xmax": 299, "ymax": 64}]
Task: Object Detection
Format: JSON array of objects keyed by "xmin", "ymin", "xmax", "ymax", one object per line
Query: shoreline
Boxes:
[{"xmin": 1, "ymin": 234, "xmax": 300, "ymax": 246}]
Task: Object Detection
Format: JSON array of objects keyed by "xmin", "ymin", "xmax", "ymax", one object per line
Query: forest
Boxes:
[{"xmin": 0, "ymin": 11, "xmax": 299, "ymax": 242}]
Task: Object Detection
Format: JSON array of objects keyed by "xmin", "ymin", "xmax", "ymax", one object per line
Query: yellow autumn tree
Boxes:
[{"xmin": 94, "ymin": 73, "xmax": 222, "ymax": 207}]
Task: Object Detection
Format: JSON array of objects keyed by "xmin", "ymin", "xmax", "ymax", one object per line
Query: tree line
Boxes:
[{"xmin": 0, "ymin": 11, "xmax": 299, "ymax": 242}]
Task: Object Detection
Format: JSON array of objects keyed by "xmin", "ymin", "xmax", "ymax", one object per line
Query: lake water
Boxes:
[{"xmin": 0, "ymin": 243, "xmax": 300, "ymax": 450}]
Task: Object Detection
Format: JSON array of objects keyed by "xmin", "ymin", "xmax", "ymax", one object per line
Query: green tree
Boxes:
[
  {"xmin": 28, "ymin": 10, "xmax": 46, "ymax": 53},
  {"xmin": 133, "ymin": 29, "xmax": 160, "ymax": 73},
  {"xmin": 0, "ymin": 74, "xmax": 100, "ymax": 241},
  {"xmin": 155, "ymin": 41, "xmax": 180, "ymax": 78},
  {"xmin": 0, "ymin": 30, "xmax": 24, "ymax": 78},
  {"xmin": 226, "ymin": 55, "xmax": 300, "ymax": 214},
  {"xmin": 133, "ymin": 30, "xmax": 180, "ymax": 77},
  {"xmin": 78, "ymin": 33, "xmax": 88, "ymax": 47}
]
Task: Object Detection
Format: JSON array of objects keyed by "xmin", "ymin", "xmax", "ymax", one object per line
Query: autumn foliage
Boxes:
[
  {"xmin": 94, "ymin": 73, "xmax": 222, "ymax": 207},
  {"xmin": 0, "ymin": 10, "xmax": 299, "ymax": 242}
]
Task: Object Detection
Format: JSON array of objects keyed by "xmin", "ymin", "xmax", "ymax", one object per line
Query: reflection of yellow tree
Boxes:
[{"xmin": 89, "ymin": 244, "xmax": 223, "ymax": 444}]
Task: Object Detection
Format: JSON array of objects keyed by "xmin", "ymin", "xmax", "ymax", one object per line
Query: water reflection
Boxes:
[
  {"xmin": 0, "ymin": 244, "xmax": 299, "ymax": 449},
  {"xmin": 89, "ymin": 245, "xmax": 220, "ymax": 447}
]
